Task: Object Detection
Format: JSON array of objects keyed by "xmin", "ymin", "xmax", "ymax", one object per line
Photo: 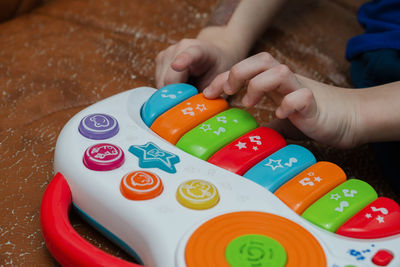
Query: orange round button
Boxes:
[{"xmin": 120, "ymin": 171, "xmax": 163, "ymax": 200}]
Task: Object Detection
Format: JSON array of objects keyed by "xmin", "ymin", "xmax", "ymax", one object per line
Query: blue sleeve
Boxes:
[{"xmin": 346, "ymin": 0, "xmax": 400, "ymax": 60}]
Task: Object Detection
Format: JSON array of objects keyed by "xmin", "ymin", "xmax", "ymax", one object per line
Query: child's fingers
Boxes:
[
  {"xmin": 171, "ymin": 45, "xmax": 205, "ymax": 73},
  {"xmin": 155, "ymin": 50, "xmax": 168, "ymax": 88},
  {"xmin": 275, "ymin": 88, "xmax": 316, "ymax": 119},
  {"xmin": 163, "ymin": 65, "xmax": 189, "ymax": 86},
  {"xmin": 155, "ymin": 40, "xmax": 199, "ymax": 88},
  {"xmin": 162, "ymin": 48, "xmax": 194, "ymax": 86},
  {"xmin": 224, "ymin": 52, "xmax": 280, "ymax": 95},
  {"xmin": 203, "ymin": 71, "xmax": 229, "ymax": 98},
  {"xmin": 165, "ymin": 44, "xmax": 215, "ymax": 86},
  {"xmin": 242, "ymin": 64, "xmax": 301, "ymax": 107},
  {"xmin": 156, "ymin": 45, "xmax": 182, "ymax": 88},
  {"xmin": 242, "ymin": 81, "xmax": 265, "ymax": 107}
]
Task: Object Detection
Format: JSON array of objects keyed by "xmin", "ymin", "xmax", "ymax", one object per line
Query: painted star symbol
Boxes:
[
  {"xmin": 314, "ymin": 176, "xmax": 323, "ymax": 182},
  {"xmin": 199, "ymin": 124, "xmax": 212, "ymax": 132},
  {"xmin": 128, "ymin": 142, "xmax": 180, "ymax": 173},
  {"xmin": 265, "ymin": 159, "xmax": 283, "ymax": 171},
  {"xmin": 235, "ymin": 141, "xmax": 247, "ymax": 150},
  {"xmin": 376, "ymin": 215, "xmax": 385, "ymax": 223},
  {"xmin": 195, "ymin": 104, "xmax": 207, "ymax": 112},
  {"xmin": 252, "ymin": 146, "xmax": 258, "ymax": 151},
  {"xmin": 330, "ymin": 193, "xmax": 341, "ymax": 201},
  {"xmin": 365, "ymin": 213, "xmax": 372, "ymax": 219}
]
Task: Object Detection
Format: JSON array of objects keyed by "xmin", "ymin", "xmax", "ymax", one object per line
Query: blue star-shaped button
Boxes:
[{"xmin": 128, "ymin": 142, "xmax": 180, "ymax": 173}]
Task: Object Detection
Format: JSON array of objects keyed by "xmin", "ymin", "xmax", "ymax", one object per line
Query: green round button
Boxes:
[{"xmin": 225, "ymin": 234, "xmax": 287, "ymax": 267}]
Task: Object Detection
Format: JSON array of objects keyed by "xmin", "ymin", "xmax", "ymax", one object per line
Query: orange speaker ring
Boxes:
[{"xmin": 185, "ymin": 211, "xmax": 326, "ymax": 267}]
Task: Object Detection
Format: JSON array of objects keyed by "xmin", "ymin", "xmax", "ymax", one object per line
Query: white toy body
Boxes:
[{"xmin": 54, "ymin": 87, "xmax": 400, "ymax": 267}]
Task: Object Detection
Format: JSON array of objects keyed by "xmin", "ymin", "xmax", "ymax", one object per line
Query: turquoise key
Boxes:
[
  {"xmin": 302, "ymin": 179, "xmax": 378, "ymax": 232},
  {"xmin": 243, "ymin": 145, "xmax": 316, "ymax": 192},
  {"xmin": 141, "ymin": 83, "xmax": 197, "ymax": 127},
  {"xmin": 176, "ymin": 108, "xmax": 258, "ymax": 160}
]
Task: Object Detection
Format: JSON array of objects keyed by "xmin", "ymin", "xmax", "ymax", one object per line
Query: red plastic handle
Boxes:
[{"xmin": 40, "ymin": 173, "xmax": 144, "ymax": 267}]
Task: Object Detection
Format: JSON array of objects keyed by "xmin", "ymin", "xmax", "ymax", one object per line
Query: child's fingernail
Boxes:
[{"xmin": 203, "ymin": 87, "xmax": 210, "ymax": 95}]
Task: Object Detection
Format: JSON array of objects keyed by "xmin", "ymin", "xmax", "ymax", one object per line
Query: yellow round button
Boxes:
[{"xmin": 176, "ymin": 179, "xmax": 219, "ymax": 210}]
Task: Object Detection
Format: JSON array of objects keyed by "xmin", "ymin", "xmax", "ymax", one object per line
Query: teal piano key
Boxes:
[{"xmin": 243, "ymin": 144, "xmax": 316, "ymax": 192}]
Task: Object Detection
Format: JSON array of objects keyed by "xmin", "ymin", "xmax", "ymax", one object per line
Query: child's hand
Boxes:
[
  {"xmin": 155, "ymin": 27, "xmax": 245, "ymax": 90},
  {"xmin": 203, "ymin": 52, "xmax": 362, "ymax": 149}
]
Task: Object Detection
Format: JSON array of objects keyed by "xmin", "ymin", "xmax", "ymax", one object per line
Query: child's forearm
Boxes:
[
  {"xmin": 357, "ymin": 82, "xmax": 400, "ymax": 144},
  {"xmin": 226, "ymin": 0, "xmax": 287, "ymax": 50},
  {"xmin": 198, "ymin": 0, "xmax": 287, "ymax": 58},
  {"xmin": 206, "ymin": 0, "xmax": 241, "ymax": 26},
  {"xmin": 297, "ymin": 75, "xmax": 400, "ymax": 145}
]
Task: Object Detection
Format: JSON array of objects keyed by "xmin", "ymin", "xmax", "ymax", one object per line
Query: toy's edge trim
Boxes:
[{"xmin": 40, "ymin": 172, "xmax": 144, "ymax": 267}]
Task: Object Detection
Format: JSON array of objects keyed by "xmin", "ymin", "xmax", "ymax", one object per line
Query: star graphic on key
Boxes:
[
  {"xmin": 235, "ymin": 141, "xmax": 247, "ymax": 150},
  {"xmin": 314, "ymin": 176, "xmax": 323, "ymax": 182},
  {"xmin": 365, "ymin": 213, "xmax": 372, "ymax": 219},
  {"xmin": 200, "ymin": 124, "xmax": 212, "ymax": 132},
  {"xmin": 265, "ymin": 159, "xmax": 283, "ymax": 171},
  {"xmin": 376, "ymin": 215, "xmax": 385, "ymax": 223},
  {"xmin": 195, "ymin": 104, "xmax": 207, "ymax": 112},
  {"xmin": 330, "ymin": 193, "xmax": 341, "ymax": 201},
  {"xmin": 128, "ymin": 142, "xmax": 180, "ymax": 173}
]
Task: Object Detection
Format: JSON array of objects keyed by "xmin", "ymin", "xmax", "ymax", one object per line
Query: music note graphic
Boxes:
[
  {"xmin": 284, "ymin": 157, "xmax": 298, "ymax": 167},
  {"xmin": 371, "ymin": 206, "xmax": 389, "ymax": 215}
]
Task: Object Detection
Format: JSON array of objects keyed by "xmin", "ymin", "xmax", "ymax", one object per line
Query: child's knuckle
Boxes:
[
  {"xmin": 257, "ymin": 52, "xmax": 273, "ymax": 64},
  {"xmin": 230, "ymin": 65, "xmax": 243, "ymax": 80},
  {"xmin": 276, "ymin": 64, "xmax": 291, "ymax": 78}
]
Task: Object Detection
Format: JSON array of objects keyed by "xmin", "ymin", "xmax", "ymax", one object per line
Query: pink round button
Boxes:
[{"xmin": 83, "ymin": 143, "xmax": 125, "ymax": 171}]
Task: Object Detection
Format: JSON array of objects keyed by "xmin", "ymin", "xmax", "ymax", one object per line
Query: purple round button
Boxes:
[
  {"xmin": 83, "ymin": 143, "xmax": 125, "ymax": 171},
  {"xmin": 79, "ymin": 113, "xmax": 119, "ymax": 140}
]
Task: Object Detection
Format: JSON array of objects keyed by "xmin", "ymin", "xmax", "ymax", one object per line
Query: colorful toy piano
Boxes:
[{"xmin": 41, "ymin": 83, "xmax": 400, "ymax": 267}]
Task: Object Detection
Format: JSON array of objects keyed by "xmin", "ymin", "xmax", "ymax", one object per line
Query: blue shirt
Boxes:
[{"xmin": 346, "ymin": 0, "xmax": 400, "ymax": 60}]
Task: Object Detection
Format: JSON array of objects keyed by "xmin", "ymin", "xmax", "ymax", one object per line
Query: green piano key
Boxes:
[
  {"xmin": 302, "ymin": 179, "xmax": 377, "ymax": 232},
  {"xmin": 176, "ymin": 108, "xmax": 258, "ymax": 160}
]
